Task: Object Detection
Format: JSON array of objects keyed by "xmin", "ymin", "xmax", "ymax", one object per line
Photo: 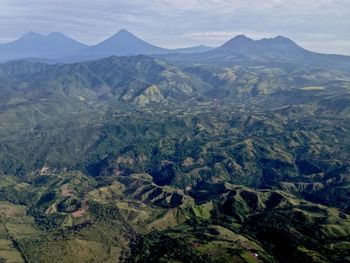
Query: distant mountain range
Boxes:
[
  {"xmin": 0, "ymin": 30, "xmax": 213, "ymax": 62},
  {"xmin": 0, "ymin": 29, "xmax": 349, "ymax": 70},
  {"xmin": 160, "ymin": 34, "xmax": 350, "ymax": 70}
]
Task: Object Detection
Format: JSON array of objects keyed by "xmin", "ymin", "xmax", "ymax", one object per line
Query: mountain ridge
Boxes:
[{"xmin": 1, "ymin": 30, "xmax": 350, "ymax": 71}]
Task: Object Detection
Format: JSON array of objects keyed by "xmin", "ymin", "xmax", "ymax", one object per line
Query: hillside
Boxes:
[{"xmin": 0, "ymin": 56, "xmax": 349, "ymax": 262}]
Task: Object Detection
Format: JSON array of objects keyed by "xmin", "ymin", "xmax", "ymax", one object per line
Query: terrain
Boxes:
[{"xmin": 0, "ymin": 45, "xmax": 349, "ymax": 262}]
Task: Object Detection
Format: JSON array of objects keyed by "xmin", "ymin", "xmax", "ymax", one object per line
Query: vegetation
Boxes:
[{"xmin": 0, "ymin": 56, "xmax": 349, "ymax": 262}]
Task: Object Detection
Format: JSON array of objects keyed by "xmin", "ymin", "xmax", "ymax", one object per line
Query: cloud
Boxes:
[{"xmin": 0, "ymin": 0, "xmax": 349, "ymax": 54}]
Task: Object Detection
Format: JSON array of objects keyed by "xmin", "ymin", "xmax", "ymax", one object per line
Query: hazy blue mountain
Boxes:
[
  {"xmin": 78, "ymin": 29, "xmax": 170, "ymax": 57},
  {"xmin": 2, "ymin": 31, "xmax": 350, "ymax": 71},
  {"xmin": 161, "ymin": 34, "xmax": 350, "ymax": 70},
  {"xmin": 204, "ymin": 35, "xmax": 310, "ymax": 62},
  {"xmin": 0, "ymin": 30, "xmax": 213, "ymax": 62},
  {"xmin": 0, "ymin": 32, "xmax": 88, "ymax": 61}
]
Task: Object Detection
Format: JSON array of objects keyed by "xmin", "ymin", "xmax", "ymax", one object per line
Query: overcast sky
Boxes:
[{"xmin": 0, "ymin": 0, "xmax": 349, "ymax": 54}]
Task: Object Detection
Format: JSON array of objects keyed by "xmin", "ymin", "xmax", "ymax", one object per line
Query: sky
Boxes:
[{"xmin": 0, "ymin": 0, "xmax": 349, "ymax": 55}]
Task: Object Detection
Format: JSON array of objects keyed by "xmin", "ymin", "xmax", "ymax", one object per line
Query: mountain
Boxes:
[
  {"xmin": 0, "ymin": 32, "xmax": 88, "ymax": 61},
  {"xmin": 0, "ymin": 57, "xmax": 349, "ymax": 171},
  {"xmin": 0, "ymin": 30, "xmax": 213, "ymax": 62},
  {"xmin": 0, "ymin": 30, "xmax": 214, "ymax": 62},
  {"xmin": 78, "ymin": 29, "xmax": 170, "ymax": 58},
  {"xmin": 0, "ymin": 55, "xmax": 209, "ymax": 109},
  {"xmin": 202, "ymin": 35, "xmax": 311, "ymax": 62},
  {"xmin": 198, "ymin": 35, "xmax": 318, "ymax": 64},
  {"xmin": 162, "ymin": 34, "xmax": 350, "ymax": 70}
]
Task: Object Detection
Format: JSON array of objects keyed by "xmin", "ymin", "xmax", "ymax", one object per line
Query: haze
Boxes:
[{"xmin": 0, "ymin": 0, "xmax": 349, "ymax": 55}]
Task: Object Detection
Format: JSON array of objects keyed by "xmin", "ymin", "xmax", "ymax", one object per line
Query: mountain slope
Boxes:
[
  {"xmin": 0, "ymin": 32, "xmax": 87, "ymax": 61},
  {"xmin": 78, "ymin": 29, "xmax": 170, "ymax": 58},
  {"xmin": 0, "ymin": 55, "xmax": 208, "ymax": 109}
]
